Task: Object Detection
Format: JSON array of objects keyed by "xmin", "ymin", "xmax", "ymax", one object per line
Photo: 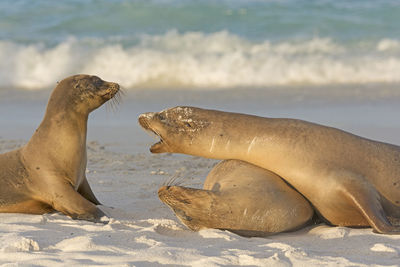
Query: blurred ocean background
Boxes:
[
  {"xmin": 1, "ymin": 0, "xmax": 399, "ymax": 91},
  {"xmin": 1, "ymin": 0, "xmax": 400, "ymax": 146}
]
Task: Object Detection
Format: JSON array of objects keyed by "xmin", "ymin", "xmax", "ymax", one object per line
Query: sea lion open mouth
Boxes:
[
  {"xmin": 150, "ymin": 138, "xmax": 165, "ymax": 152},
  {"xmin": 138, "ymin": 113, "xmax": 167, "ymax": 152}
]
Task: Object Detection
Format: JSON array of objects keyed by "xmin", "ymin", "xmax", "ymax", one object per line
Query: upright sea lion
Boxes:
[
  {"xmin": 158, "ymin": 159, "xmax": 314, "ymax": 236},
  {"xmin": 139, "ymin": 106, "xmax": 400, "ymax": 234},
  {"xmin": 0, "ymin": 74, "xmax": 120, "ymax": 222}
]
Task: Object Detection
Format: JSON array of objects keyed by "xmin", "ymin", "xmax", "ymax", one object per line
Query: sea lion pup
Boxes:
[
  {"xmin": 139, "ymin": 106, "xmax": 400, "ymax": 234},
  {"xmin": 158, "ymin": 159, "xmax": 314, "ymax": 237},
  {"xmin": 0, "ymin": 75, "xmax": 120, "ymax": 222}
]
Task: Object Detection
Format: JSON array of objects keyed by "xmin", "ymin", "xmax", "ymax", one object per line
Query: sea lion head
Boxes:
[
  {"xmin": 49, "ymin": 74, "xmax": 120, "ymax": 114},
  {"xmin": 158, "ymin": 185, "xmax": 214, "ymax": 231},
  {"xmin": 138, "ymin": 106, "xmax": 218, "ymax": 154}
]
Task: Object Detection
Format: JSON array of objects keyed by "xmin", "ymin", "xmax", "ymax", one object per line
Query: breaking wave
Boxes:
[{"xmin": 1, "ymin": 31, "xmax": 399, "ymax": 90}]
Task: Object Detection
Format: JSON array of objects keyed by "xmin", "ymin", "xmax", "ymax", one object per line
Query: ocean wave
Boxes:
[{"xmin": 0, "ymin": 31, "xmax": 399, "ymax": 90}]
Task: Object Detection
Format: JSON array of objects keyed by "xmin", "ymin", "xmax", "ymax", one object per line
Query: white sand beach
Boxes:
[{"xmin": 0, "ymin": 87, "xmax": 400, "ymax": 266}]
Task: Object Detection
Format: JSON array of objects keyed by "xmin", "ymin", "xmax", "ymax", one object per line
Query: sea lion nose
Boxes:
[
  {"xmin": 106, "ymin": 82, "xmax": 119, "ymax": 92},
  {"xmin": 139, "ymin": 112, "xmax": 155, "ymax": 119},
  {"xmin": 138, "ymin": 112, "xmax": 156, "ymax": 128},
  {"xmin": 112, "ymin": 83, "xmax": 120, "ymax": 90},
  {"xmin": 158, "ymin": 186, "xmax": 170, "ymax": 193},
  {"xmin": 158, "ymin": 186, "xmax": 170, "ymax": 200}
]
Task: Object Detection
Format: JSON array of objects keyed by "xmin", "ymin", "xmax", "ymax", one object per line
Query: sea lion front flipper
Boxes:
[
  {"xmin": 78, "ymin": 177, "xmax": 101, "ymax": 205},
  {"xmin": 339, "ymin": 176, "xmax": 400, "ymax": 234},
  {"xmin": 50, "ymin": 182, "xmax": 107, "ymax": 223}
]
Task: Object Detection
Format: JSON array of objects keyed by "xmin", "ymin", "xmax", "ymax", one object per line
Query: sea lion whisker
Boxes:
[
  {"xmin": 162, "ymin": 174, "xmax": 195, "ymax": 188},
  {"xmin": 174, "ymin": 181, "xmax": 190, "ymax": 187},
  {"xmin": 163, "ymin": 176, "xmax": 174, "ymax": 187},
  {"xmin": 106, "ymin": 89, "xmax": 123, "ymax": 113},
  {"xmin": 117, "ymin": 87, "xmax": 126, "ymax": 97},
  {"xmin": 164, "ymin": 174, "xmax": 182, "ymax": 187},
  {"xmin": 162, "ymin": 176, "xmax": 174, "ymax": 187},
  {"xmin": 113, "ymin": 89, "xmax": 123, "ymax": 105},
  {"xmin": 105, "ymin": 97, "xmax": 115, "ymax": 112},
  {"xmin": 106, "ymin": 98, "xmax": 118, "ymax": 113},
  {"xmin": 170, "ymin": 179, "xmax": 191, "ymax": 187}
]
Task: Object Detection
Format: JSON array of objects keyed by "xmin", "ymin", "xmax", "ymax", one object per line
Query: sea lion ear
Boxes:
[{"xmin": 73, "ymin": 80, "xmax": 81, "ymax": 90}]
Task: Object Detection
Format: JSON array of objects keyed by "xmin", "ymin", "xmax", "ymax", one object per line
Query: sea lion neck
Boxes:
[
  {"xmin": 24, "ymin": 103, "xmax": 89, "ymax": 162},
  {"xmin": 41, "ymin": 109, "xmax": 89, "ymax": 133},
  {"xmin": 22, "ymin": 109, "xmax": 89, "ymax": 187},
  {"xmin": 45, "ymin": 90, "xmax": 91, "ymax": 117}
]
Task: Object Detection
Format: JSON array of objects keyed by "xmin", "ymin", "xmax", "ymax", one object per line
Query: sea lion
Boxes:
[
  {"xmin": 139, "ymin": 106, "xmax": 400, "ymax": 234},
  {"xmin": 158, "ymin": 159, "xmax": 314, "ymax": 236},
  {"xmin": 0, "ymin": 74, "xmax": 120, "ymax": 222}
]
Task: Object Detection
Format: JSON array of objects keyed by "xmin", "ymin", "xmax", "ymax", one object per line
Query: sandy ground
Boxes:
[{"xmin": 1, "ymin": 88, "xmax": 400, "ymax": 266}]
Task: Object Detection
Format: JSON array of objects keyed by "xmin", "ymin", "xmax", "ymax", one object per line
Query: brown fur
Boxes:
[
  {"xmin": 158, "ymin": 160, "xmax": 314, "ymax": 237},
  {"xmin": 139, "ymin": 106, "xmax": 400, "ymax": 234},
  {"xmin": 0, "ymin": 75, "xmax": 119, "ymax": 222}
]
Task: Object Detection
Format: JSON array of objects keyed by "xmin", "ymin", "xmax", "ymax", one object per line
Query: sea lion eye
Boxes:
[
  {"xmin": 92, "ymin": 77, "xmax": 103, "ymax": 87},
  {"xmin": 158, "ymin": 113, "xmax": 166, "ymax": 121}
]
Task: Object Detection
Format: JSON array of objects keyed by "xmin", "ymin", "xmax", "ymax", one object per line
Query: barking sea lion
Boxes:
[{"xmin": 139, "ymin": 106, "xmax": 400, "ymax": 234}]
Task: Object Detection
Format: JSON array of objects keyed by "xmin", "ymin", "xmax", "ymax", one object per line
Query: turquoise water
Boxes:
[{"xmin": 0, "ymin": 0, "xmax": 399, "ymax": 90}]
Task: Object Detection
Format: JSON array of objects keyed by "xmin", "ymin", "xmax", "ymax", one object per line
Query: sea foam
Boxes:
[{"xmin": 1, "ymin": 31, "xmax": 399, "ymax": 90}]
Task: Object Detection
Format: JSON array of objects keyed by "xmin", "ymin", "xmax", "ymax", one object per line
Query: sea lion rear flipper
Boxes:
[
  {"xmin": 341, "ymin": 177, "xmax": 400, "ymax": 234},
  {"xmin": 78, "ymin": 177, "xmax": 101, "ymax": 205}
]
